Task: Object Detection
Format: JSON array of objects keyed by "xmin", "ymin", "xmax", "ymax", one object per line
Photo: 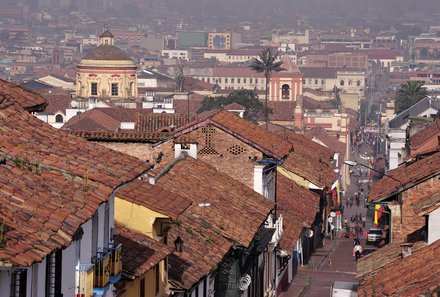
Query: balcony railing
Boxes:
[
  {"xmin": 267, "ymin": 214, "xmax": 284, "ymax": 246},
  {"xmin": 92, "ymin": 251, "xmax": 111, "ymax": 295},
  {"xmin": 75, "ymin": 264, "xmax": 94, "ymax": 297},
  {"xmin": 106, "ymin": 243, "xmax": 122, "ymax": 284}
]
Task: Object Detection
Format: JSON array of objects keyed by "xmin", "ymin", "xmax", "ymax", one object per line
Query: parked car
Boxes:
[
  {"xmin": 330, "ymin": 281, "xmax": 358, "ymax": 297},
  {"xmin": 366, "ymin": 228, "xmax": 383, "ymax": 245}
]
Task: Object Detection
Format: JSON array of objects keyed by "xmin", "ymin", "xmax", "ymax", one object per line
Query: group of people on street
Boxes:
[{"xmin": 343, "ymin": 212, "xmax": 365, "ymax": 238}]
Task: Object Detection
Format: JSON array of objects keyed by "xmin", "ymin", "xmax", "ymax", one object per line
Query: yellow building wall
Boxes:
[
  {"xmin": 114, "ymin": 197, "xmax": 168, "ymax": 237},
  {"xmin": 76, "ymin": 60, "xmax": 137, "ymax": 99},
  {"xmin": 119, "ymin": 260, "xmax": 169, "ymax": 297}
]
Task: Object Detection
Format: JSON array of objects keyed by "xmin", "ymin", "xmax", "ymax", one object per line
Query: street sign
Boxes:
[{"xmin": 330, "ymin": 211, "xmax": 336, "ymax": 217}]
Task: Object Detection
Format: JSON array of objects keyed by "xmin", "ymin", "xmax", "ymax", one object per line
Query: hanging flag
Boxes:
[
  {"xmin": 336, "ymin": 181, "xmax": 341, "ymax": 205},
  {"xmin": 374, "ymin": 204, "xmax": 384, "ymax": 227}
]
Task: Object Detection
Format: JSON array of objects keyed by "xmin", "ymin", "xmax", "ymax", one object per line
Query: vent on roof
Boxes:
[
  {"xmin": 227, "ymin": 144, "xmax": 246, "ymax": 155},
  {"xmin": 199, "ymin": 125, "xmax": 219, "ymax": 155}
]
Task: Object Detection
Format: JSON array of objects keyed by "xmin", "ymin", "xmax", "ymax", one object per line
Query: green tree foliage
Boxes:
[
  {"xmin": 197, "ymin": 89, "xmax": 270, "ymax": 123},
  {"xmin": 394, "ymin": 81, "xmax": 429, "ymax": 114},
  {"xmin": 249, "ymin": 47, "xmax": 283, "ymax": 129}
]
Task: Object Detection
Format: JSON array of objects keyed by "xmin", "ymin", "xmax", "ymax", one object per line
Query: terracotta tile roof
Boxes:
[
  {"xmin": 0, "ymin": 102, "xmax": 151, "ymax": 266},
  {"xmin": 173, "ymin": 110, "xmax": 293, "ymax": 159},
  {"xmin": 268, "ymin": 125, "xmax": 337, "ymax": 188},
  {"xmin": 277, "ymin": 174, "xmax": 320, "ymax": 252},
  {"xmin": 223, "ymin": 102, "xmax": 245, "ymax": 111},
  {"xmin": 173, "ymin": 98, "xmax": 203, "ymax": 115},
  {"xmin": 267, "ymin": 101, "xmax": 296, "ymax": 121},
  {"xmin": 115, "ymin": 223, "xmax": 172, "ymax": 278},
  {"xmin": 358, "ymin": 240, "xmax": 440, "ymax": 297},
  {"xmin": 303, "ymin": 127, "xmax": 346, "ymax": 157},
  {"xmin": 116, "ymin": 180, "xmax": 192, "ymax": 220},
  {"xmin": 0, "ymin": 79, "xmax": 47, "ymax": 112},
  {"xmin": 183, "ymin": 76, "xmax": 217, "ymax": 92},
  {"xmin": 303, "ymin": 97, "xmax": 336, "ymax": 110},
  {"xmin": 63, "ymin": 109, "xmax": 121, "ymax": 131},
  {"xmin": 83, "ymin": 44, "xmax": 133, "ymax": 61},
  {"xmin": 412, "ymin": 192, "xmax": 440, "ymax": 216},
  {"xmin": 0, "ymin": 164, "xmax": 113, "ymax": 266},
  {"xmin": 410, "ymin": 118, "xmax": 440, "ymax": 149},
  {"xmin": 279, "ymin": 54, "xmax": 300, "ymax": 73},
  {"xmin": 166, "ymin": 212, "xmax": 232, "ymax": 290},
  {"xmin": 369, "ymin": 151, "xmax": 440, "ymax": 202},
  {"xmin": 135, "ymin": 113, "xmax": 198, "ymax": 133},
  {"xmin": 43, "ymin": 95, "xmax": 73, "ymax": 116},
  {"xmin": 63, "ymin": 108, "xmax": 149, "ymax": 132},
  {"xmin": 71, "ymin": 131, "xmax": 170, "ymax": 143},
  {"xmin": 155, "ymin": 157, "xmax": 274, "ymax": 248}
]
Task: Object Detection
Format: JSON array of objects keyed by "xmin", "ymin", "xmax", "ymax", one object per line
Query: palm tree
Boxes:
[
  {"xmin": 394, "ymin": 81, "xmax": 429, "ymax": 114},
  {"xmin": 250, "ymin": 47, "xmax": 283, "ymax": 129}
]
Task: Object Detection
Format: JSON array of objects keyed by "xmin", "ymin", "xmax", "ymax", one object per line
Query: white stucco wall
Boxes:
[
  {"xmin": 428, "ymin": 208, "xmax": 440, "ymax": 245},
  {"xmin": 62, "ymin": 242, "xmax": 77, "ymax": 296}
]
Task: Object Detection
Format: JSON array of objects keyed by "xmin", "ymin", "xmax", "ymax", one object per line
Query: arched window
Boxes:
[
  {"xmin": 340, "ymin": 80, "xmax": 345, "ymax": 86},
  {"xmin": 282, "ymin": 84, "xmax": 290, "ymax": 100},
  {"xmin": 55, "ymin": 114, "xmax": 64, "ymax": 123}
]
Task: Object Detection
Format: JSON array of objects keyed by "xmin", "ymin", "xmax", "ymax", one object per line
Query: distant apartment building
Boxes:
[
  {"xmin": 301, "ymin": 51, "xmax": 368, "ymax": 69},
  {"xmin": 319, "ymin": 34, "xmax": 372, "ymax": 49},
  {"xmin": 208, "ymin": 32, "xmax": 231, "ymax": 50},
  {"xmin": 203, "ymin": 48, "xmax": 262, "ymax": 63},
  {"xmin": 196, "ymin": 66, "xmax": 266, "ymax": 91},
  {"xmin": 161, "ymin": 49, "xmax": 190, "ymax": 60},
  {"xmin": 272, "ymin": 29, "xmax": 310, "ymax": 45},
  {"xmin": 177, "ymin": 31, "xmax": 207, "ymax": 48},
  {"xmin": 111, "ymin": 28, "xmax": 145, "ymax": 47}
]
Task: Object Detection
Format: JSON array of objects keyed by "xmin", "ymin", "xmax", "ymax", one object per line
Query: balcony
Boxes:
[
  {"xmin": 106, "ymin": 243, "xmax": 122, "ymax": 284},
  {"xmin": 91, "ymin": 243, "xmax": 123, "ymax": 296},
  {"xmin": 92, "ymin": 251, "xmax": 111, "ymax": 296},
  {"xmin": 266, "ymin": 214, "xmax": 283, "ymax": 247},
  {"xmin": 75, "ymin": 264, "xmax": 94, "ymax": 297}
]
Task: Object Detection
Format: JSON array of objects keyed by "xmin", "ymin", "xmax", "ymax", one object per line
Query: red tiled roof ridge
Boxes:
[
  {"xmin": 410, "ymin": 118, "xmax": 440, "ymax": 149},
  {"xmin": 116, "ymin": 179, "xmax": 192, "ymax": 220},
  {"xmin": 0, "ymin": 79, "xmax": 47, "ymax": 112},
  {"xmin": 114, "ymin": 222, "xmax": 172, "ymax": 278},
  {"xmin": 71, "ymin": 130, "xmax": 170, "ymax": 142},
  {"xmin": 369, "ymin": 151, "xmax": 440, "ymax": 202}
]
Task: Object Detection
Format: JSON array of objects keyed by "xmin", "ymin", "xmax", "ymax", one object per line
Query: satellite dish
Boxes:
[{"xmin": 70, "ymin": 100, "xmax": 78, "ymax": 108}]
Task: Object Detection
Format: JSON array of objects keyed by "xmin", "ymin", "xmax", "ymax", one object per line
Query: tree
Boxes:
[
  {"xmin": 197, "ymin": 89, "xmax": 269, "ymax": 123},
  {"xmin": 394, "ymin": 81, "xmax": 429, "ymax": 114},
  {"xmin": 249, "ymin": 47, "xmax": 283, "ymax": 129}
]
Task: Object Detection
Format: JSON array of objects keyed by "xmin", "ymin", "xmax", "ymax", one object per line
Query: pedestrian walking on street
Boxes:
[
  {"xmin": 362, "ymin": 215, "xmax": 366, "ymax": 228},
  {"xmin": 353, "ymin": 242, "xmax": 363, "ymax": 261}
]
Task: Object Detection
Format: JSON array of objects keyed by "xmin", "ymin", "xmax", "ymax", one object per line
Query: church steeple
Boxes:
[{"xmin": 99, "ymin": 30, "xmax": 114, "ymax": 46}]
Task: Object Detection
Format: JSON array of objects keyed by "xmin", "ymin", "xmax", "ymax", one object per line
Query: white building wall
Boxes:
[
  {"xmin": 81, "ymin": 219, "xmax": 93, "ymax": 264},
  {"xmin": 97, "ymin": 203, "xmax": 106, "ymax": 251},
  {"xmin": 428, "ymin": 208, "xmax": 440, "ymax": 244},
  {"xmin": 0, "ymin": 270, "xmax": 12, "ymax": 296},
  {"xmin": 62, "ymin": 242, "xmax": 77, "ymax": 296}
]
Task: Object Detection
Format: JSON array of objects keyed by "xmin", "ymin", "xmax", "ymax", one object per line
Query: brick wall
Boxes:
[
  {"xmin": 95, "ymin": 140, "xmax": 175, "ymax": 165},
  {"xmin": 393, "ymin": 176, "xmax": 440, "ymax": 242},
  {"xmin": 185, "ymin": 124, "xmax": 263, "ymax": 189}
]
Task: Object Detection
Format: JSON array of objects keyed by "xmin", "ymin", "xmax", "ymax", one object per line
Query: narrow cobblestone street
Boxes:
[{"xmin": 281, "ymin": 140, "xmax": 376, "ymax": 297}]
